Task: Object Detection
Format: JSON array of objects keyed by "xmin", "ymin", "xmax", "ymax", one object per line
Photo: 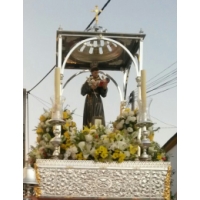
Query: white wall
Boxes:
[{"xmin": 167, "ymin": 145, "xmax": 177, "ymax": 197}]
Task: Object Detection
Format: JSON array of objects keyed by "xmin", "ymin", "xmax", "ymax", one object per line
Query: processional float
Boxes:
[{"xmin": 24, "ymin": 6, "xmax": 171, "ymax": 200}]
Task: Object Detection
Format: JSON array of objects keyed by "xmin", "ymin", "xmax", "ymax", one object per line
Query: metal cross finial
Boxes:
[{"xmin": 92, "ymin": 5, "xmax": 102, "ymax": 24}]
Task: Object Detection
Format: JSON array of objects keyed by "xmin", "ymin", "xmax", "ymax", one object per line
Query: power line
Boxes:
[
  {"xmin": 147, "ymin": 61, "xmax": 177, "ymax": 83},
  {"xmin": 85, "ymin": 0, "xmax": 111, "ymax": 30},
  {"xmin": 147, "ymin": 77, "xmax": 177, "ymax": 93},
  {"xmin": 133, "ymin": 62, "xmax": 177, "ymax": 96},
  {"xmin": 151, "ymin": 115, "xmax": 177, "ymax": 127},
  {"xmin": 147, "ymin": 85, "xmax": 176, "ymax": 98},
  {"xmin": 29, "ymin": 93, "xmax": 51, "ymax": 109},
  {"xmin": 27, "ymin": 65, "xmax": 56, "ymax": 93},
  {"xmin": 147, "ymin": 69, "xmax": 177, "ymax": 90}
]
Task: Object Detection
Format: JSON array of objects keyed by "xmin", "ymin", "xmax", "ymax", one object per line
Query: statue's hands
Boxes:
[{"xmin": 102, "ymin": 82, "xmax": 108, "ymax": 89}]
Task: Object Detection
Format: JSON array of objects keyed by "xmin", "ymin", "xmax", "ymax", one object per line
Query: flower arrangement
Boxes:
[
  {"xmin": 112, "ymin": 107, "xmax": 139, "ymax": 135},
  {"xmin": 86, "ymin": 75, "xmax": 109, "ymax": 88},
  {"xmin": 64, "ymin": 124, "xmax": 139, "ymax": 162},
  {"xmin": 28, "ymin": 108, "xmax": 76, "ymax": 167},
  {"xmin": 28, "ymin": 106, "xmax": 169, "ymax": 166}
]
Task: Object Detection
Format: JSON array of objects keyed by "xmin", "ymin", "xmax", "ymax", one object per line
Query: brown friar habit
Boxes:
[{"xmin": 81, "ymin": 75, "xmax": 108, "ymax": 128}]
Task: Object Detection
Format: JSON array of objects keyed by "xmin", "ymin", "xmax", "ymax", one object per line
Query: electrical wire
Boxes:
[
  {"xmin": 85, "ymin": 0, "xmax": 111, "ymax": 30},
  {"xmin": 147, "ymin": 77, "xmax": 177, "ymax": 93},
  {"xmin": 147, "ymin": 61, "xmax": 177, "ymax": 83},
  {"xmin": 29, "ymin": 93, "xmax": 51, "ymax": 106},
  {"xmin": 29, "ymin": 93, "xmax": 51, "ymax": 109},
  {"xmin": 27, "ymin": 65, "xmax": 56, "ymax": 93},
  {"xmin": 132, "ymin": 62, "xmax": 177, "ymax": 96},
  {"xmin": 147, "ymin": 69, "xmax": 177, "ymax": 89},
  {"xmin": 147, "ymin": 85, "xmax": 176, "ymax": 98},
  {"xmin": 151, "ymin": 115, "xmax": 177, "ymax": 127}
]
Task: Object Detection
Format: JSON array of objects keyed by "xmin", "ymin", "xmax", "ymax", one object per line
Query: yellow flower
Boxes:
[
  {"xmin": 129, "ymin": 145, "xmax": 138, "ymax": 155},
  {"xmin": 134, "ymin": 108, "xmax": 138, "ymax": 115},
  {"xmin": 64, "ymin": 131, "xmax": 70, "ymax": 139},
  {"xmin": 95, "ymin": 149, "xmax": 100, "ymax": 156},
  {"xmin": 148, "ymin": 132, "xmax": 154, "ymax": 142},
  {"xmin": 112, "ymin": 152, "xmax": 119, "ymax": 159},
  {"xmin": 118, "ymin": 152, "xmax": 126, "ymax": 163},
  {"xmin": 76, "ymin": 152, "xmax": 83, "ymax": 160},
  {"xmin": 101, "ymin": 152, "xmax": 108, "ymax": 159},
  {"xmin": 157, "ymin": 153, "xmax": 162, "ymax": 160},
  {"xmin": 63, "ymin": 122, "xmax": 70, "ymax": 130},
  {"xmin": 71, "ymin": 121, "xmax": 76, "ymax": 127},
  {"xmin": 61, "ymin": 144, "xmax": 66, "ymax": 150},
  {"xmin": 36, "ymin": 127, "xmax": 43, "ymax": 134},
  {"xmin": 99, "ymin": 146, "xmax": 105, "ymax": 152},
  {"xmin": 63, "ymin": 111, "xmax": 69, "ymax": 119},
  {"xmin": 82, "ymin": 126, "xmax": 90, "ymax": 134},
  {"xmin": 39, "ymin": 115, "xmax": 46, "ymax": 122},
  {"xmin": 95, "ymin": 146, "xmax": 108, "ymax": 159},
  {"xmin": 124, "ymin": 108, "xmax": 130, "ymax": 112},
  {"xmin": 37, "ymin": 136, "xmax": 41, "ymax": 143},
  {"xmin": 66, "ymin": 143, "xmax": 72, "ymax": 148},
  {"xmin": 108, "ymin": 133, "xmax": 116, "ymax": 141}
]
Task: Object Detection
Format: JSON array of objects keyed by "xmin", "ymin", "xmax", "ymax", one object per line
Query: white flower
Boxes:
[
  {"xmin": 115, "ymin": 133, "xmax": 123, "ymax": 141},
  {"xmin": 39, "ymin": 140, "xmax": 46, "ymax": 146},
  {"xmin": 85, "ymin": 134, "xmax": 93, "ymax": 143},
  {"xmin": 45, "ymin": 143, "xmax": 54, "ymax": 150},
  {"xmin": 90, "ymin": 148, "xmax": 96, "ymax": 157},
  {"xmin": 116, "ymin": 141, "xmax": 127, "ymax": 151},
  {"xmin": 122, "ymin": 111, "xmax": 128, "ymax": 117},
  {"xmin": 124, "ymin": 151, "xmax": 130, "ymax": 157},
  {"xmin": 101, "ymin": 135, "xmax": 109, "ymax": 144},
  {"xmin": 127, "ymin": 127, "xmax": 133, "ymax": 133},
  {"xmin": 105, "ymin": 128, "xmax": 112, "ymax": 135},
  {"xmin": 148, "ymin": 147, "xmax": 157, "ymax": 153},
  {"xmin": 78, "ymin": 141, "xmax": 85, "ymax": 151},
  {"xmin": 45, "ymin": 120, "xmax": 51, "ymax": 127},
  {"xmin": 82, "ymin": 151, "xmax": 89, "ymax": 159},
  {"xmin": 64, "ymin": 150, "xmax": 71, "ymax": 160},
  {"xmin": 116, "ymin": 119, "xmax": 124, "ymax": 129},
  {"xmin": 129, "ymin": 111, "xmax": 134, "ymax": 116},
  {"xmin": 85, "ymin": 143, "xmax": 92, "ymax": 152},
  {"xmin": 66, "ymin": 110, "xmax": 71, "ymax": 115},
  {"xmin": 40, "ymin": 122, "xmax": 45, "ymax": 127},
  {"xmin": 71, "ymin": 153, "xmax": 77, "ymax": 159},
  {"xmin": 110, "ymin": 143, "xmax": 117, "ymax": 151},
  {"xmin": 70, "ymin": 146, "xmax": 78, "ymax": 154},
  {"xmin": 89, "ymin": 129, "xmax": 96, "ymax": 134},
  {"xmin": 125, "ymin": 119, "xmax": 130, "ymax": 124},
  {"xmin": 129, "ymin": 116, "xmax": 136, "ymax": 122},
  {"xmin": 132, "ymin": 131, "xmax": 138, "ymax": 138},
  {"xmin": 43, "ymin": 112, "xmax": 50, "ymax": 118}
]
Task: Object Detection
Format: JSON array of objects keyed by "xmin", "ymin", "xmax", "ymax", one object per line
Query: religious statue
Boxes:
[
  {"xmin": 92, "ymin": 5, "xmax": 102, "ymax": 24},
  {"xmin": 81, "ymin": 62, "xmax": 109, "ymax": 128}
]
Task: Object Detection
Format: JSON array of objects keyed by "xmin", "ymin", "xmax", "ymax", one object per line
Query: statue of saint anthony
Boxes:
[{"xmin": 81, "ymin": 62, "xmax": 109, "ymax": 127}]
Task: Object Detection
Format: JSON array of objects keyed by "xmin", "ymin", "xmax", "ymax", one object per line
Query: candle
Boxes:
[
  {"xmin": 141, "ymin": 70, "xmax": 146, "ymax": 112},
  {"xmin": 95, "ymin": 119, "xmax": 102, "ymax": 126},
  {"xmin": 137, "ymin": 146, "xmax": 141, "ymax": 157},
  {"xmin": 54, "ymin": 67, "xmax": 61, "ymax": 105}
]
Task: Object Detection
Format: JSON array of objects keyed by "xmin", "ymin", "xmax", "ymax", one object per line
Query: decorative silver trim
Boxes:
[{"xmin": 35, "ymin": 160, "xmax": 171, "ymax": 199}]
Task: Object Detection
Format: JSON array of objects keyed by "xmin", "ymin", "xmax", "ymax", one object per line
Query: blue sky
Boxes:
[{"xmin": 23, "ymin": 0, "xmax": 177, "ymax": 147}]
